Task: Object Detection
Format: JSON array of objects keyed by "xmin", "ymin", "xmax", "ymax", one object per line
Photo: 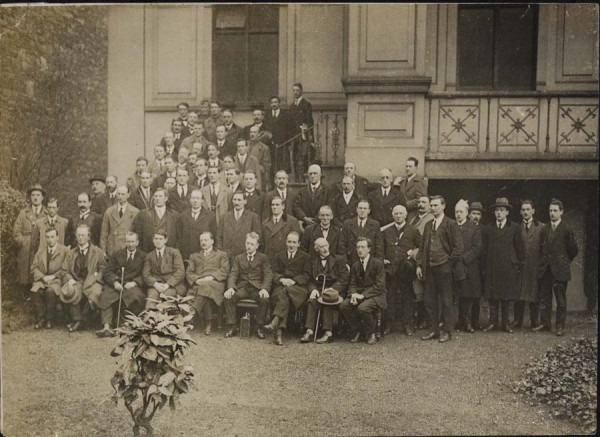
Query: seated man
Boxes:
[
  {"xmin": 186, "ymin": 232, "xmax": 230, "ymax": 335},
  {"xmin": 223, "ymin": 232, "xmax": 273, "ymax": 339},
  {"xmin": 142, "ymin": 230, "xmax": 186, "ymax": 309},
  {"xmin": 96, "ymin": 231, "xmax": 147, "ymax": 337},
  {"xmin": 340, "ymin": 237, "xmax": 387, "ymax": 345},
  {"xmin": 263, "ymin": 231, "xmax": 309, "ymax": 346},
  {"xmin": 300, "ymin": 205, "xmax": 343, "ymax": 257},
  {"xmin": 300, "ymin": 238, "xmax": 349, "ymax": 344},
  {"xmin": 59, "ymin": 224, "xmax": 106, "ymax": 332},
  {"xmin": 30, "ymin": 227, "xmax": 69, "ymax": 329}
]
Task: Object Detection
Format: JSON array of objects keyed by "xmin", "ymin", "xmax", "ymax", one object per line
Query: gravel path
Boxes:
[{"xmin": 2, "ymin": 316, "xmax": 595, "ymax": 436}]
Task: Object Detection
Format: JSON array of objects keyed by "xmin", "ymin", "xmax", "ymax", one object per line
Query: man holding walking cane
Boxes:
[{"xmin": 96, "ymin": 232, "xmax": 147, "ymax": 337}]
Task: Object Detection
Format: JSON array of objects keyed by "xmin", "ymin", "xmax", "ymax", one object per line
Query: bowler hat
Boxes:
[
  {"xmin": 317, "ymin": 288, "xmax": 343, "ymax": 306},
  {"xmin": 469, "ymin": 201, "xmax": 484, "ymax": 213},
  {"xmin": 27, "ymin": 184, "xmax": 46, "ymax": 197},
  {"xmin": 89, "ymin": 175, "xmax": 106, "ymax": 184},
  {"xmin": 489, "ymin": 197, "xmax": 512, "ymax": 211},
  {"xmin": 60, "ymin": 281, "xmax": 83, "ymax": 305}
]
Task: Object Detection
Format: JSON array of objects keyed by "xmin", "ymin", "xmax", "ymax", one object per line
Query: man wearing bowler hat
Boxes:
[
  {"xmin": 89, "ymin": 175, "xmax": 111, "ymax": 216},
  {"xmin": 300, "ymin": 238, "xmax": 348, "ymax": 344},
  {"xmin": 481, "ymin": 197, "xmax": 525, "ymax": 333},
  {"xmin": 468, "ymin": 201, "xmax": 485, "ymax": 329},
  {"xmin": 340, "ymin": 237, "xmax": 387, "ymax": 345}
]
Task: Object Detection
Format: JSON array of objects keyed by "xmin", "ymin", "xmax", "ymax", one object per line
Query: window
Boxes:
[
  {"xmin": 457, "ymin": 5, "xmax": 538, "ymax": 90},
  {"xmin": 213, "ymin": 5, "xmax": 279, "ymax": 106}
]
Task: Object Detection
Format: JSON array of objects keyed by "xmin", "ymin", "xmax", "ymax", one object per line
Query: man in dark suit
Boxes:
[
  {"xmin": 132, "ymin": 188, "xmax": 180, "ymax": 253},
  {"xmin": 142, "ymin": 230, "xmax": 186, "ymax": 309},
  {"xmin": 301, "ymin": 205, "xmax": 343, "ymax": 257},
  {"xmin": 332, "ymin": 176, "xmax": 361, "ymax": 226},
  {"xmin": 300, "ymin": 238, "xmax": 349, "ymax": 344},
  {"xmin": 368, "ymin": 168, "xmax": 407, "ymax": 228},
  {"xmin": 534, "ymin": 199, "xmax": 578, "ymax": 336},
  {"xmin": 264, "ymin": 96, "xmax": 291, "ymax": 173},
  {"xmin": 262, "ymin": 196, "xmax": 301, "ymax": 262},
  {"xmin": 176, "ymin": 189, "xmax": 217, "ymax": 262},
  {"xmin": 241, "ymin": 171, "xmax": 265, "ymax": 219},
  {"xmin": 222, "ymin": 109, "xmax": 244, "ymax": 147},
  {"xmin": 416, "ymin": 195, "xmax": 464, "ymax": 343},
  {"xmin": 467, "ymin": 201, "xmax": 485, "ymax": 329},
  {"xmin": 217, "ymin": 191, "xmax": 262, "ymax": 258},
  {"xmin": 339, "ymin": 199, "xmax": 384, "ymax": 266},
  {"xmin": 481, "ymin": 198, "xmax": 526, "ymax": 333},
  {"xmin": 161, "ymin": 131, "xmax": 179, "ymax": 161},
  {"xmin": 204, "ymin": 101, "xmax": 224, "ymax": 143},
  {"xmin": 263, "ymin": 231, "xmax": 309, "ymax": 345},
  {"xmin": 248, "ymin": 125, "xmax": 273, "ymax": 192},
  {"xmin": 89, "ymin": 175, "xmax": 111, "ymax": 216},
  {"xmin": 95, "ymin": 175, "xmax": 119, "ymax": 215},
  {"xmin": 151, "ymin": 156, "xmax": 178, "ymax": 191},
  {"xmin": 223, "ymin": 232, "xmax": 273, "ymax": 338},
  {"xmin": 201, "ymin": 166, "xmax": 232, "ymax": 228},
  {"xmin": 383, "ymin": 205, "xmax": 421, "ymax": 335},
  {"xmin": 336, "ymin": 163, "xmax": 372, "ymax": 198},
  {"xmin": 340, "ymin": 237, "xmax": 387, "ymax": 345},
  {"xmin": 215, "ymin": 125, "xmax": 237, "ymax": 159},
  {"xmin": 169, "ymin": 168, "xmax": 193, "ymax": 213},
  {"xmin": 262, "ymin": 170, "xmax": 296, "ymax": 220},
  {"xmin": 66, "ymin": 192, "xmax": 102, "ymax": 248},
  {"xmin": 234, "ymin": 140, "xmax": 263, "ymax": 190},
  {"xmin": 394, "ymin": 157, "xmax": 428, "ymax": 222},
  {"xmin": 129, "ymin": 171, "xmax": 154, "ymax": 211},
  {"xmin": 171, "ymin": 118, "xmax": 189, "ymax": 148},
  {"xmin": 96, "ymin": 231, "xmax": 147, "ymax": 337},
  {"xmin": 242, "ymin": 108, "xmax": 273, "ymax": 144},
  {"xmin": 293, "ymin": 164, "xmax": 332, "ymax": 227},
  {"xmin": 288, "ymin": 83, "xmax": 314, "ymax": 178}
]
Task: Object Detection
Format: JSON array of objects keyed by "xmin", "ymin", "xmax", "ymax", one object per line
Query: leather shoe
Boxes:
[
  {"xmin": 316, "ymin": 333, "xmax": 333, "ymax": 344},
  {"xmin": 224, "ymin": 327, "xmax": 237, "ymax": 338},
  {"xmin": 204, "ymin": 326, "xmax": 211, "ymax": 336},
  {"xmin": 263, "ymin": 322, "xmax": 277, "ymax": 334},
  {"xmin": 502, "ymin": 325, "xmax": 514, "ymax": 334},
  {"xmin": 438, "ymin": 332, "xmax": 451, "ymax": 343},
  {"xmin": 366, "ymin": 333, "xmax": 378, "ymax": 345},
  {"xmin": 465, "ymin": 322, "xmax": 475, "ymax": 333},
  {"xmin": 383, "ymin": 327, "xmax": 392, "ymax": 336},
  {"xmin": 69, "ymin": 321, "xmax": 83, "ymax": 332},
  {"xmin": 511, "ymin": 321, "xmax": 523, "ymax": 329},
  {"xmin": 95, "ymin": 327, "xmax": 114, "ymax": 338},
  {"xmin": 66, "ymin": 322, "xmax": 73, "ymax": 330},
  {"xmin": 275, "ymin": 335, "xmax": 283, "ymax": 346},
  {"xmin": 350, "ymin": 332, "xmax": 362, "ymax": 343},
  {"xmin": 531, "ymin": 324, "xmax": 550, "ymax": 332},
  {"xmin": 300, "ymin": 331, "xmax": 312, "ymax": 343},
  {"xmin": 405, "ymin": 326, "xmax": 414, "ymax": 336},
  {"xmin": 45, "ymin": 321, "xmax": 53, "ymax": 329},
  {"xmin": 256, "ymin": 328, "xmax": 266, "ymax": 339},
  {"xmin": 421, "ymin": 331, "xmax": 439, "ymax": 341},
  {"xmin": 556, "ymin": 328, "xmax": 564, "ymax": 337},
  {"xmin": 483, "ymin": 323, "xmax": 496, "ymax": 332},
  {"xmin": 34, "ymin": 319, "xmax": 46, "ymax": 330}
]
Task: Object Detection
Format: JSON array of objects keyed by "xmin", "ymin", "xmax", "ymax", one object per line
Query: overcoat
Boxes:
[
  {"xmin": 292, "ymin": 183, "xmax": 331, "ymax": 221},
  {"xmin": 100, "ymin": 203, "xmax": 139, "ymax": 256},
  {"xmin": 217, "ymin": 209, "xmax": 262, "ymax": 257},
  {"xmin": 31, "ymin": 215, "xmax": 68, "ymax": 254},
  {"xmin": 300, "ymin": 223, "xmax": 343, "ymax": 257},
  {"xmin": 143, "ymin": 247, "xmax": 186, "ymax": 295},
  {"xmin": 348, "ymin": 257, "xmax": 387, "ymax": 309},
  {"xmin": 517, "ymin": 221, "xmax": 544, "ymax": 302},
  {"xmin": 129, "ymin": 186, "xmax": 154, "ymax": 211},
  {"xmin": 537, "ymin": 221, "xmax": 578, "ymax": 282},
  {"xmin": 176, "ymin": 208, "xmax": 217, "ymax": 261},
  {"xmin": 367, "ymin": 186, "xmax": 407, "ymax": 227},
  {"xmin": 228, "ymin": 252, "xmax": 273, "ymax": 291},
  {"xmin": 331, "ymin": 191, "xmax": 361, "ymax": 226},
  {"xmin": 13, "ymin": 205, "xmax": 47, "ymax": 284},
  {"xmin": 339, "ymin": 217, "xmax": 384, "ymax": 266},
  {"xmin": 30, "ymin": 243, "xmax": 69, "ymax": 295},
  {"xmin": 186, "ymin": 249, "xmax": 230, "ymax": 306},
  {"xmin": 456, "ymin": 220, "xmax": 483, "ymax": 298},
  {"xmin": 60, "ymin": 244, "xmax": 106, "ymax": 307},
  {"xmin": 416, "ymin": 215, "xmax": 464, "ymax": 280},
  {"xmin": 395, "ymin": 175, "xmax": 428, "ymax": 217},
  {"xmin": 200, "ymin": 183, "xmax": 232, "ymax": 228},
  {"xmin": 100, "ymin": 248, "xmax": 146, "ymax": 309},
  {"xmin": 132, "ymin": 208, "xmax": 180, "ymax": 253},
  {"xmin": 271, "ymin": 249, "xmax": 309, "ymax": 308},
  {"xmin": 261, "ymin": 214, "xmax": 302, "ymax": 261}
]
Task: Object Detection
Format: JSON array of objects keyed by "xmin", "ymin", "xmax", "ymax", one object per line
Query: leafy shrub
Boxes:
[
  {"xmin": 111, "ymin": 294, "xmax": 196, "ymax": 436},
  {"xmin": 515, "ymin": 337, "xmax": 597, "ymax": 432}
]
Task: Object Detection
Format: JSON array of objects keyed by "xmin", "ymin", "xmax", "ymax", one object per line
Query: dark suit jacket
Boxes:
[
  {"xmin": 292, "ymin": 183, "xmax": 332, "ymax": 221},
  {"xmin": 288, "ymin": 98, "xmax": 313, "ymax": 137},
  {"xmin": 304, "ymin": 254, "xmax": 349, "ymax": 295},
  {"xmin": 176, "ymin": 208, "xmax": 217, "ymax": 261},
  {"xmin": 242, "ymin": 122, "xmax": 272, "ymax": 143},
  {"xmin": 169, "ymin": 184, "xmax": 193, "ymax": 213},
  {"xmin": 103, "ymin": 248, "xmax": 146, "ymax": 288},
  {"xmin": 262, "ymin": 188, "xmax": 297, "ymax": 221},
  {"xmin": 339, "ymin": 217, "xmax": 384, "ymax": 266},
  {"xmin": 416, "ymin": 216, "xmax": 464, "ymax": 279},
  {"xmin": 335, "ymin": 175, "xmax": 372, "ymax": 198},
  {"xmin": 66, "ymin": 211, "xmax": 102, "ymax": 248},
  {"xmin": 151, "ymin": 171, "xmax": 178, "ymax": 191},
  {"xmin": 215, "ymin": 137, "xmax": 237, "ymax": 159},
  {"xmin": 383, "ymin": 223, "xmax": 421, "ymax": 276},
  {"xmin": 271, "ymin": 249, "xmax": 309, "ymax": 286},
  {"xmin": 129, "ymin": 186, "xmax": 154, "ymax": 211},
  {"xmin": 397, "ymin": 175, "xmax": 427, "ymax": 214},
  {"xmin": 261, "ymin": 214, "xmax": 302, "ymax": 261},
  {"xmin": 264, "ymin": 109, "xmax": 291, "ymax": 147},
  {"xmin": 300, "ymin": 223, "xmax": 343, "ymax": 257},
  {"xmin": 331, "ymin": 191, "xmax": 361, "ymax": 226},
  {"xmin": 225, "ymin": 123, "xmax": 243, "ymax": 145},
  {"xmin": 537, "ymin": 221, "xmax": 578, "ymax": 282},
  {"xmin": 143, "ymin": 246, "xmax": 186, "ymax": 295},
  {"xmin": 217, "ymin": 209, "xmax": 262, "ymax": 257},
  {"xmin": 456, "ymin": 220, "xmax": 482, "ymax": 297},
  {"xmin": 132, "ymin": 208, "xmax": 180, "ymax": 253},
  {"xmin": 242, "ymin": 190, "xmax": 265, "ymax": 219},
  {"xmin": 368, "ymin": 186, "xmax": 407, "ymax": 227},
  {"xmin": 234, "ymin": 155, "xmax": 262, "ymax": 189},
  {"xmin": 348, "ymin": 257, "xmax": 387, "ymax": 309},
  {"xmin": 91, "ymin": 192, "xmax": 114, "ymax": 216},
  {"xmin": 190, "ymin": 175, "xmax": 210, "ymax": 190},
  {"xmin": 228, "ymin": 252, "xmax": 273, "ymax": 291}
]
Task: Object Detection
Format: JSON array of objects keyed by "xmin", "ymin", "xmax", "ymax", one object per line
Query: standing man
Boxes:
[
  {"xmin": 148, "ymin": 144, "xmax": 167, "ymax": 177},
  {"xmin": 368, "ymin": 168, "xmax": 406, "ymax": 228},
  {"xmin": 191, "ymin": 158, "xmax": 210, "ymax": 190},
  {"xmin": 300, "ymin": 238, "xmax": 349, "ymax": 344},
  {"xmin": 514, "ymin": 200, "xmax": 544, "ymax": 330},
  {"xmin": 129, "ymin": 171, "xmax": 154, "ymax": 211},
  {"xmin": 481, "ymin": 198, "xmax": 525, "ymax": 333},
  {"xmin": 169, "ymin": 168, "xmax": 193, "ymax": 213},
  {"xmin": 96, "ymin": 175, "xmax": 119, "ymax": 212},
  {"xmin": 234, "ymin": 139, "xmax": 263, "ymax": 190},
  {"xmin": 243, "ymin": 107, "xmax": 273, "ymax": 144},
  {"xmin": 262, "ymin": 196, "xmax": 301, "ymax": 261},
  {"xmin": 176, "ymin": 189, "xmax": 216, "ymax": 262},
  {"xmin": 186, "ymin": 232, "xmax": 230, "ymax": 335},
  {"xmin": 336, "ymin": 163, "xmax": 372, "ymax": 198},
  {"xmin": 100, "ymin": 186, "xmax": 139, "ymax": 257},
  {"xmin": 293, "ymin": 164, "xmax": 331, "ymax": 227},
  {"xmin": 204, "ymin": 101, "xmax": 224, "ymax": 142},
  {"xmin": 339, "ymin": 199, "xmax": 384, "ymax": 267},
  {"xmin": 151, "ymin": 156, "xmax": 178, "ymax": 191},
  {"xmin": 161, "ymin": 131, "xmax": 179, "ymax": 160},
  {"xmin": 340, "ymin": 237, "xmax": 387, "ymax": 345},
  {"xmin": 66, "ymin": 192, "xmax": 102, "ymax": 248},
  {"xmin": 126, "ymin": 158, "xmax": 149, "ymax": 193},
  {"xmin": 201, "ymin": 166, "xmax": 232, "ymax": 228},
  {"xmin": 31, "ymin": 197, "xmax": 68, "ymax": 255},
  {"xmin": 264, "ymin": 95, "xmax": 291, "ymax": 173},
  {"xmin": 453, "ymin": 200, "xmax": 482, "ymax": 333},
  {"xmin": 263, "ymin": 231, "xmax": 309, "ymax": 345},
  {"xmin": 30, "ymin": 227, "xmax": 69, "ymax": 329},
  {"xmin": 89, "ymin": 175, "xmax": 111, "ymax": 216},
  {"xmin": 181, "ymin": 120, "xmax": 209, "ymax": 156},
  {"xmin": 300, "ymin": 205, "xmax": 343, "ymax": 257},
  {"xmin": 467, "ymin": 201, "xmax": 485, "ymax": 329},
  {"xmin": 241, "ymin": 171, "xmax": 265, "ymax": 219},
  {"xmin": 535, "ymin": 199, "xmax": 578, "ymax": 336},
  {"xmin": 248, "ymin": 125, "xmax": 272, "ymax": 192},
  {"xmin": 176, "ymin": 102, "xmax": 190, "ymax": 126},
  {"xmin": 215, "ymin": 125, "xmax": 237, "ymax": 158},
  {"xmin": 394, "ymin": 157, "xmax": 428, "ymax": 221},
  {"xmin": 142, "ymin": 230, "xmax": 186, "ymax": 309},
  {"xmin": 332, "ymin": 176, "xmax": 361, "ymax": 226},
  {"xmin": 223, "ymin": 232, "xmax": 273, "ymax": 338},
  {"xmin": 416, "ymin": 195, "xmax": 463, "ymax": 343},
  {"xmin": 96, "ymin": 232, "xmax": 147, "ymax": 337},
  {"xmin": 222, "ymin": 109, "xmax": 244, "ymax": 146},
  {"xmin": 288, "ymin": 83, "xmax": 314, "ymax": 180},
  {"xmin": 132, "ymin": 188, "xmax": 179, "ymax": 253},
  {"xmin": 217, "ymin": 191, "xmax": 262, "ymax": 258},
  {"xmin": 263, "ymin": 170, "xmax": 296, "ymax": 219}
]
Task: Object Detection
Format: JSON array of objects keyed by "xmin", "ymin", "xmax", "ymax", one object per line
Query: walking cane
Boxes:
[
  {"xmin": 314, "ymin": 274, "xmax": 327, "ymax": 342},
  {"xmin": 116, "ymin": 267, "xmax": 125, "ymax": 329}
]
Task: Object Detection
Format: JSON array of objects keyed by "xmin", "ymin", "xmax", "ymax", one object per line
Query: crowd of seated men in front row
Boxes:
[{"xmin": 15, "ymin": 159, "xmax": 578, "ymax": 346}]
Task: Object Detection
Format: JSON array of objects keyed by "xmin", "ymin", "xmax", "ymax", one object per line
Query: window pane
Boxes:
[
  {"xmin": 215, "ymin": 5, "xmax": 246, "ymax": 30},
  {"xmin": 458, "ymin": 7, "xmax": 494, "ymax": 88},
  {"xmin": 495, "ymin": 6, "xmax": 537, "ymax": 89},
  {"xmin": 214, "ymin": 33, "xmax": 247, "ymax": 102},
  {"xmin": 248, "ymin": 33, "xmax": 278, "ymax": 102},
  {"xmin": 249, "ymin": 5, "xmax": 279, "ymax": 32}
]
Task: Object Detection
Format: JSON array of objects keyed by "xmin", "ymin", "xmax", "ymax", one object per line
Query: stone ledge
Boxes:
[
  {"xmin": 342, "ymin": 76, "xmax": 432, "ymax": 94},
  {"xmin": 425, "ymin": 152, "xmax": 599, "ymax": 161}
]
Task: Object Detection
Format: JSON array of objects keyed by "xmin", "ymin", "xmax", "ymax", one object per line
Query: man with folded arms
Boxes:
[
  {"xmin": 186, "ymin": 232, "xmax": 230, "ymax": 336},
  {"xmin": 96, "ymin": 231, "xmax": 146, "ymax": 337},
  {"xmin": 340, "ymin": 237, "xmax": 387, "ymax": 345}
]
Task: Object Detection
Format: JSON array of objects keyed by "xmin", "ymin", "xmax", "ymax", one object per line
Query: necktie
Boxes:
[
  {"xmin": 235, "ymin": 212, "xmax": 240, "ymax": 221},
  {"xmin": 362, "ymin": 260, "xmax": 367, "ymax": 273},
  {"xmin": 47, "ymin": 249, "xmax": 53, "ymax": 270},
  {"xmin": 274, "ymin": 217, "xmax": 278, "ymax": 225},
  {"xmin": 48, "ymin": 219, "xmax": 54, "ymax": 226},
  {"xmin": 157, "ymin": 251, "xmax": 162, "ymax": 264},
  {"xmin": 248, "ymin": 255, "xmax": 253, "ymax": 263},
  {"xmin": 383, "ymin": 189, "xmax": 387, "ymax": 198},
  {"xmin": 119, "ymin": 207, "xmax": 123, "ymax": 218},
  {"xmin": 433, "ymin": 221, "xmax": 437, "ymax": 232},
  {"xmin": 80, "ymin": 249, "xmax": 85, "ymax": 257},
  {"xmin": 204, "ymin": 250, "xmax": 208, "ymax": 257},
  {"xmin": 127, "ymin": 253, "xmax": 133, "ymax": 264},
  {"xmin": 288, "ymin": 252, "xmax": 292, "ymax": 260},
  {"xmin": 552, "ymin": 223, "xmax": 557, "ymax": 232},
  {"xmin": 193, "ymin": 211, "xmax": 199, "ymax": 221},
  {"xmin": 498, "ymin": 222, "xmax": 502, "ymax": 229},
  {"xmin": 273, "ymin": 110, "xmax": 276, "ymax": 118}
]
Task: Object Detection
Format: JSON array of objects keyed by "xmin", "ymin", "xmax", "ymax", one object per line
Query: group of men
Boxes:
[{"xmin": 13, "ymin": 89, "xmax": 578, "ymax": 346}]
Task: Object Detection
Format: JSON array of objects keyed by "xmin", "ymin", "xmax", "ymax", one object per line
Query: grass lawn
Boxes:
[{"xmin": 1, "ymin": 312, "xmax": 596, "ymax": 436}]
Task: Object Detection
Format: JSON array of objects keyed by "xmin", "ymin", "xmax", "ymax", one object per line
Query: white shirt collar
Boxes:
[
  {"xmin": 247, "ymin": 251, "xmax": 256, "ymax": 258},
  {"xmin": 551, "ymin": 219, "xmax": 561, "ymax": 228},
  {"xmin": 343, "ymin": 191, "xmax": 353, "ymax": 201},
  {"xmin": 407, "ymin": 174, "xmax": 416, "ymax": 182},
  {"xmin": 361, "ymin": 254, "xmax": 370, "ymax": 266},
  {"xmin": 457, "ymin": 219, "xmax": 467, "ymax": 226},
  {"xmin": 272, "ymin": 213, "xmax": 283, "ymax": 222},
  {"xmin": 497, "ymin": 218, "xmax": 507, "ymax": 228},
  {"xmin": 156, "ymin": 247, "xmax": 164, "ymax": 256},
  {"xmin": 78, "ymin": 243, "xmax": 90, "ymax": 252},
  {"xmin": 288, "ymin": 249, "xmax": 297, "ymax": 258},
  {"xmin": 434, "ymin": 214, "xmax": 444, "ymax": 228},
  {"xmin": 127, "ymin": 249, "xmax": 136, "ymax": 258}
]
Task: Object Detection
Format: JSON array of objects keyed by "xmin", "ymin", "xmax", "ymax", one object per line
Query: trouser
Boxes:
[
  {"xmin": 340, "ymin": 297, "xmax": 379, "ymax": 335},
  {"xmin": 192, "ymin": 296, "xmax": 218, "ymax": 321},
  {"xmin": 33, "ymin": 288, "xmax": 57, "ymax": 322},
  {"xmin": 100, "ymin": 299, "xmax": 144, "ymax": 327},
  {"xmin": 386, "ymin": 277, "xmax": 414, "ymax": 330},
  {"xmin": 271, "ymin": 287, "xmax": 290, "ymax": 329},
  {"xmin": 223, "ymin": 286, "xmax": 269, "ymax": 326},
  {"xmin": 69, "ymin": 298, "xmax": 93, "ymax": 322},
  {"xmin": 145, "ymin": 286, "xmax": 178, "ymax": 309},
  {"xmin": 304, "ymin": 298, "xmax": 335, "ymax": 332},
  {"xmin": 471, "ymin": 299, "xmax": 481, "ymax": 328},
  {"xmin": 424, "ymin": 264, "xmax": 454, "ymax": 333},
  {"xmin": 514, "ymin": 300, "xmax": 540, "ymax": 327},
  {"xmin": 488, "ymin": 299, "xmax": 511, "ymax": 327},
  {"xmin": 539, "ymin": 269, "xmax": 568, "ymax": 329},
  {"xmin": 458, "ymin": 297, "xmax": 480, "ymax": 327}
]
